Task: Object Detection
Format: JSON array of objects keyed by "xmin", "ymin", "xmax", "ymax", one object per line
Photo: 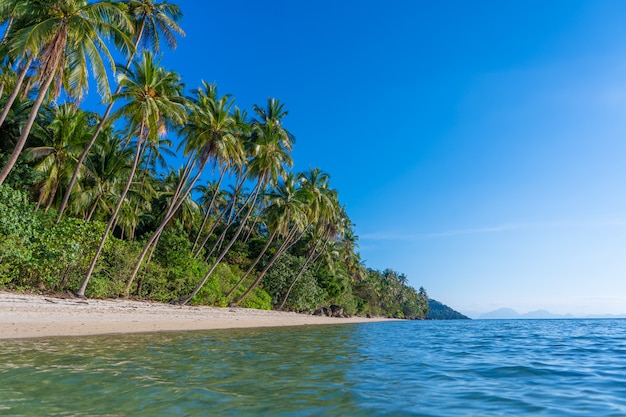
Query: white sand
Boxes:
[{"xmin": 0, "ymin": 291, "xmax": 392, "ymax": 339}]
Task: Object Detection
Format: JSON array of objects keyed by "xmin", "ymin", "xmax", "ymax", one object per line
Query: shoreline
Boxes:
[{"xmin": 0, "ymin": 291, "xmax": 394, "ymax": 340}]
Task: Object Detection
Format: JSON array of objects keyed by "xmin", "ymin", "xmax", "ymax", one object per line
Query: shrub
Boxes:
[{"xmin": 262, "ymin": 253, "xmax": 324, "ymax": 312}]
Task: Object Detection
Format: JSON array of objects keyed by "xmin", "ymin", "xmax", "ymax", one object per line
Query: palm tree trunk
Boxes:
[
  {"xmin": 85, "ymin": 193, "xmax": 101, "ymax": 221},
  {"xmin": 44, "ymin": 178, "xmax": 60, "ymax": 211},
  {"xmin": 125, "ymin": 158, "xmax": 206, "ymax": 296},
  {"xmin": 56, "ymin": 24, "xmax": 147, "ymax": 224},
  {"xmin": 243, "ymin": 209, "xmax": 262, "ymax": 242},
  {"xmin": 191, "ymin": 170, "xmax": 225, "ymax": 252},
  {"xmin": 0, "ymin": 56, "xmax": 31, "ymax": 128},
  {"xmin": 1, "ymin": 16, "xmax": 13, "ymax": 44},
  {"xmin": 181, "ymin": 179, "xmax": 264, "ymax": 305},
  {"xmin": 234, "ymin": 227, "xmax": 299, "ymax": 306},
  {"xmin": 76, "ymin": 131, "xmax": 146, "ymax": 297},
  {"xmin": 0, "ymin": 56, "xmax": 57, "ymax": 185},
  {"xmin": 195, "ymin": 192, "xmax": 234, "ymax": 260},
  {"xmin": 198, "ymin": 175, "xmax": 250, "ymax": 260},
  {"xmin": 225, "ymin": 230, "xmax": 277, "ymax": 300},
  {"xmin": 277, "ymin": 240, "xmax": 326, "ymax": 310}
]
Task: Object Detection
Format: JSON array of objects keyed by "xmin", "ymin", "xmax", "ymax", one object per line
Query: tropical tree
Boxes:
[
  {"xmin": 78, "ymin": 132, "xmax": 135, "ymax": 222},
  {"xmin": 124, "ymin": 82, "xmax": 242, "ymax": 296},
  {"xmin": 192, "ymin": 106, "xmax": 251, "ymax": 260},
  {"xmin": 0, "ymin": 0, "xmax": 133, "ymax": 185},
  {"xmin": 56, "ymin": 0, "xmax": 184, "ymax": 223},
  {"xmin": 181, "ymin": 97, "xmax": 295, "ymax": 305},
  {"xmin": 225, "ymin": 172, "xmax": 310, "ymax": 304},
  {"xmin": 25, "ymin": 103, "xmax": 96, "ymax": 210},
  {"xmin": 278, "ymin": 168, "xmax": 340, "ymax": 309},
  {"xmin": 191, "ymin": 179, "xmax": 226, "ymax": 253},
  {"xmin": 0, "ymin": 0, "xmax": 41, "ymax": 125},
  {"xmin": 76, "ymin": 51, "xmax": 186, "ymax": 297}
]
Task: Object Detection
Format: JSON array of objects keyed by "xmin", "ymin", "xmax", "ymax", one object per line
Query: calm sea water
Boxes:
[{"xmin": 1, "ymin": 319, "xmax": 626, "ymax": 416}]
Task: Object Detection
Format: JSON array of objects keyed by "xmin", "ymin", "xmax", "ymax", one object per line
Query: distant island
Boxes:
[
  {"xmin": 427, "ymin": 299, "xmax": 470, "ymax": 320},
  {"xmin": 479, "ymin": 308, "xmax": 626, "ymax": 319}
]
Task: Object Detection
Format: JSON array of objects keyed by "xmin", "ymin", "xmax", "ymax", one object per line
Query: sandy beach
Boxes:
[{"xmin": 0, "ymin": 291, "xmax": 392, "ymax": 340}]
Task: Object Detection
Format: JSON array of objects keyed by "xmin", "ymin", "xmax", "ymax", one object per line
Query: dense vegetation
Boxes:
[
  {"xmin": 0, "ymin": 0, "xmax": 429, "ymax": 319},
  {"xmin": 426, "ymin": 299, "xmax": 469, "ymax": 320}
]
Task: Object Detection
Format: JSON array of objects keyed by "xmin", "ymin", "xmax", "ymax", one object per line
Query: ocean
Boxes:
[{"xmin": 1, "ymin": 319, "xmax": 625, "ymax": 416}]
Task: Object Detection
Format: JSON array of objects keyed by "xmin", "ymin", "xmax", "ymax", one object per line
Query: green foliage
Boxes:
[
  {"xmin": 30, "ymin": 216, "xmax": 105, "ymax": 289},
  {"xmin": 427, "ymin": 298, "xmax": 470, "ymax": 320},
  {"xmin": 0, "ymin": 185, "xmax": 105, "ymax": 290},
  {"xmin": 224, "ymin": 240, "xmax": 249, "ymax": 267},
  {"xmin": 238, "ymin": 288, "xmax": 272, "ymax": 310},
  {"xmin": 316, "ymin": 265, "xmax": 358, "ymax": 315},
  {"xmin": 189, "ymin": 263, "xmax": 271, "ymax": 310},
  {"xmin": 0, "ymin": 154, "xmax": 43, "ymax": 194},
  {"xmin": 262, "ymin": 253, "xmax": 324, "ymax": 311},
  {"xmin": 89, "ymin": 238, "xmax": 142, "ymax": 298},
  {"xmin": 0, "ymin": 184, "xmax": 35, "ymax": 283},
  {"xmin": 352, "ymin": 269, "xmax": 429, "ymax": 319},
  {"xmin": 139, "ymin": 222, "xmax": 210, "ymax": 302}
]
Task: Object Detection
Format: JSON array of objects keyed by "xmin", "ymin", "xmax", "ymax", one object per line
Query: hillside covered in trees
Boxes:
[
  {"xmin": 0, "ymin": 0, "xmax": 430, "ymax": 319},
  {"xmin": 427, "ymin": 299, "xmax": 470, "ymax": 320}
]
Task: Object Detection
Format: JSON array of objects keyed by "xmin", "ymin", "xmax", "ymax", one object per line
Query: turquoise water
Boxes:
[{"xmin": 1, "ymin": 319, "xmax": 626, "ymax": 416}]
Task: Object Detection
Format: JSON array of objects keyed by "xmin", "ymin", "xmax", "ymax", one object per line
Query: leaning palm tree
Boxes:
[
  {"xmin": 191, "ymin": 179, "xmax": 226, "ymax": 252},
  {"xmin": 124, "ymin": 82, "xmax": 243, "ymax": 296},
  {"xmin": 193, "ymin": 107, "xmax": 251, "ymax": 260},
  {"xmin": 0, "ymin": 0, "xmax": 20, "ymax": 42},
  {"xmin": 0, "ymin": 0, "xmax": 43, "ymax": 125},
  {"xmin": 277, "ymin": 168, "xmax": 340, "ymax": 309},
  {"xmin": 225, "ymin": 172, "xmax": 310, "ymax": 302},
  {"xmin": 0, "ymin": 0, "xmax": 133, "ymax": 185},
  {"xmin": 181, "ymin": 97, "xmax": 295, "ymax": 305},
  {"xmin": 76, "ymin": 51, "xmax": 186, "ymax": 298},
  {"xmin": 56, "ymin": 0, "xmax": 185, "ymax": 223},
  {"xmin": 233, "ymin": 172, "xmax": 312, "ymax": 306}
]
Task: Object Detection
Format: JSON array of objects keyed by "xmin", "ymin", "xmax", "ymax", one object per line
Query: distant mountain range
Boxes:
[
  {"xmin": 427, "ymin": 299, "xmax": 470, "ymax": 320},
  {"xmin": 479, "ymin": 308, "xmax": 626, "ymax": 319}
]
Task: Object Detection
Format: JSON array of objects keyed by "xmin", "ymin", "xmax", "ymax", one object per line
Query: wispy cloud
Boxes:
[
  {"xmin": 360, "ymin": 224, "xmax": 528, "ymax": 241},
  {"xmin": 360, "ymin": 220, "xmax": 626, "ymax": 242}
]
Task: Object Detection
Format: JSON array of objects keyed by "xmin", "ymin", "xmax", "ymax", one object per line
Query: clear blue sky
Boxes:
[{"xmin": 113, "ymin": 1, "xmax": 626, "ymax": 316}]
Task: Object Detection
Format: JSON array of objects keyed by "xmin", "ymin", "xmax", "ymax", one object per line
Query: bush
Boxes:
[
  {"xmin": 0, "ymin": 185, "xmax": 105, "ymax": 291},
  {"xmin": 262, "ymin": 253, "xmax": 324, "ymax": 312}
]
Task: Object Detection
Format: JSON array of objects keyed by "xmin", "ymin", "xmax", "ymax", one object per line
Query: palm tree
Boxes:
[
  {"xmin": 156, "ymin": 168, "xmax": 201, "ymax": 231},
  {"xmin": 25, "ymin": 103, "xmax": 96, "ymax": 210},
  {"xmin": 192, "ymin": 105, "xmax": 251, "ymax": 259},
  {"xmin": 198, "ymin": 181, "xmax": 248, "ymax": 261},
  {"xmin": 191, "ymin": 179, "xmax": 226, "ymax": 253},
  {"xmin": 124, "ymin": 82, "xmax": 242, "ymax": 296},
  {"xmin": 233, "ymin": 172, "xmax": 311, "ymax": 306},
  {"xmin": 56, "ymin": 0, "xmax": 185, "ymax": 223},
  {"xmin": 225, "ymin": 172, "xmax": 308, "ymax": 302},
  {"xmin": 277, "ymin": 168, "xmax": 340, "ymax": 309},
  {"xmin": 181, "ymin": 97, "xmax": 295, "ymax": 305},
  {"xmin": 76, "ymin": 51, "xmax": 186, "ymax": 298},
  {"xmin": 79, "ymin": 132, "xmax": 135, "ymax": 222},
  {"xmin": 0, "ymin": 0, "xmax": 133, "ymax": 185},
  {"xmin": 0, "ymin": 0, "xmax": 20, "ymax": 43},
  {"xmin": 0, "ymin": 0, "xmax": 42, "ymax": 125}
]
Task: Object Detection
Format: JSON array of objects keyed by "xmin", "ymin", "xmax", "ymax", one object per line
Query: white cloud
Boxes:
[{"xmin": 360, "ymin": 220, "xmax": 626, "ymax": 242}]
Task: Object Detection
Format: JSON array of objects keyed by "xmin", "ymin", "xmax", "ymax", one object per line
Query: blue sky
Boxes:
[{"xmin": 95, "ymin": 1, "xmax": 626, "ymax": 316}]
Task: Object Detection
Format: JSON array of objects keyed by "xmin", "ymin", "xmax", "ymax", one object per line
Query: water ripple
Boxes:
[{"xmin": 1, "ymin": 320, "xmax": 626, "ymax": 416}]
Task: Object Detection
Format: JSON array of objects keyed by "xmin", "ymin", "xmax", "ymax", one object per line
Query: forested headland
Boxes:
[{"xmin": 0, "ymin": 0, "xmax": 429, "ymax": 319}]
